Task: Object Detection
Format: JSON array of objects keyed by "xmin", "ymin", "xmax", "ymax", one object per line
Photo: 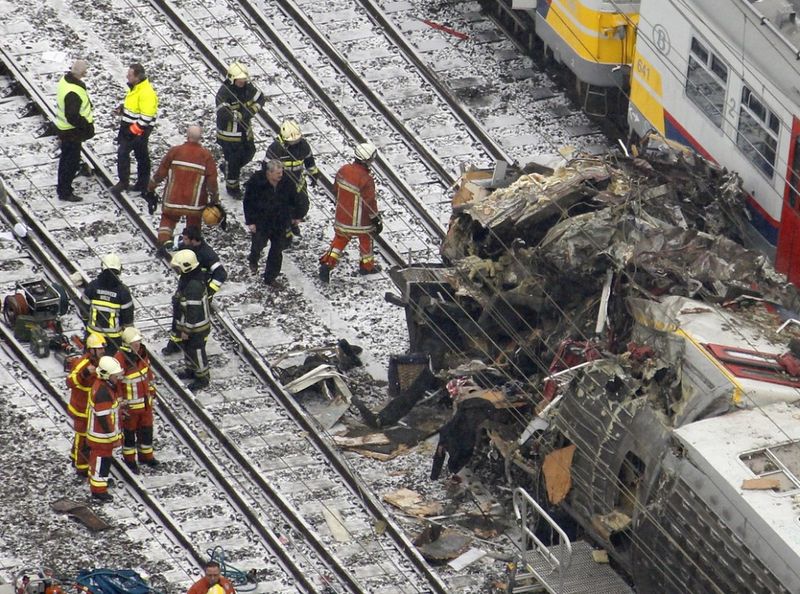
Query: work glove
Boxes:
[
  {"xmin": 307, "ymin": 174, "xmax": 318, "ymax": 188},
  {"xmin": 370, "ymin": 214, "xmax": 383, "ymax": 235},
  {"xmin": 129, "ymin": 122, "xmax": 145, "ymax": 136},
  {"xmin": 232, "ymin": 110, "xmax": 243, "ymax": 122},
  {"xmin": 144, "ymin": 191, "xmax": 159, "ymax": 215}
]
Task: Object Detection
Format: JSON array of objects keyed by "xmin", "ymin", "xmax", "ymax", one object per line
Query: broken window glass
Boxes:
[
  {"xmin": 736, "ymin": 86, "xmax": 780, "ymax": 179},
  {"xmin": 686, "ymin": 37, "xmax": 727, "ymax": 128}
]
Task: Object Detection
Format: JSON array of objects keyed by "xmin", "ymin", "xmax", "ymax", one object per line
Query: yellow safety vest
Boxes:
[{"xmin": 56, "ymin": 76, "xmax": 93, "ymax": 131}]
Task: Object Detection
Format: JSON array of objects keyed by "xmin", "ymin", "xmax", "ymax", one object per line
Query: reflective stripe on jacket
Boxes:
[
  {"xmin": 66, "ymin": 354, "xmax": 95, "ymax": 419},
  {"xmin": 87, "ymin": 380, "xmax": 121, "ymax": 446},
  {"xmin": 114, "ymin": 346, "xmax": 154, "ymax": 410},
  {"xmin": 121, "ymin": 78, "xmax": 158, "ymax": 129},
  {"xmin": 333, "ymin": 161, "xmax": 378, "ymax": 234},
  {"xmin": 152, "ymin": 141, "xmax": 218, "ymax": 211}
]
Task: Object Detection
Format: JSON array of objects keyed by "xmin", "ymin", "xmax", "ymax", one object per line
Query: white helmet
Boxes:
[
  {"xmin": 227, "ymin": 62, "xmax": 249, "ymax": 82},
  {"xmin": 354, "ymin": 142, "xmax": 377, "ymax": 162},
  {"xmin": 101, "ymin": 253, "xmax": 122, "ymax": 273},
  {"xmin": 121, "ymin": 326, "xmax": 143, "ymax": 345},
  {"xmin": 96, "ymin": 356, "xmax": 123, "ymax": 380},
  {"xmin": 171, "ymin": 249, "xmax": 199, "ymax": 273},
  {"xmin": 280, "ymin": 120, "xmax": 302, "ymax": 143}
]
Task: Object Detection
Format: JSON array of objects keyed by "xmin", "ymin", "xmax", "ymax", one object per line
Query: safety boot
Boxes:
[
  {"xmin": 176, "ymin": 368, "xmax": 195, "ymax": 380},
  {"xmin": 91, "ymin": 491, "xmax": 113, "ymax": 503},
  {"xmin": 141, "ymin": 458, "xmax": 160, "ymax": 468},
  {"xmin": 161, "ymin": 341, "xmax": 180, "ymax": 356},
  {"xmin": 188, "ymin": 376, "xmax": 209, "ymax": 391},
  {"xmin": 358, "ymin": 264, "xmax": 382, "ymax": 276},
  {"xmin": 319, "ymin": 263, "xmax": 331, "ymax": 284},
  {"xmin": 110, "ymin": 181, "xmax": 128, "ymax": 197},
  {"xmin": 124, "ymin": 459, "xmax": 140, "ymax": 474}
]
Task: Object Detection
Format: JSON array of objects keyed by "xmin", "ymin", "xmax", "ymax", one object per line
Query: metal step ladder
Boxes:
[{"xmin": 509, "ymin": 488, "xmax": 634, "ymax": 594}]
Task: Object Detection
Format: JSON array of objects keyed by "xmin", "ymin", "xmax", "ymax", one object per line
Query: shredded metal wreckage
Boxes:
[{"xmin": 389, "ymin": 136, "xmax": 800, "ymax": 593}]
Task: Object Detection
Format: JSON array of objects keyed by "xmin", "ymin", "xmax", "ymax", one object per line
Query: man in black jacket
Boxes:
[
  {"xmin": 216, "ymin": 62, "xmax": 266, "ymax": 197},
  {"xmin": 243, "ymin": 159, "xmax": 301, "ymax": 285},
  {"xmin": 170, "ymin": 250, "xmax": 212, "ymax": 391},
  {"xmin": 55, "ymin": 59, "xmax": 95, "ymax": 202},
  {"xmin": 80, "ymin": 253, "xmax": 134, "ymax": 356}
]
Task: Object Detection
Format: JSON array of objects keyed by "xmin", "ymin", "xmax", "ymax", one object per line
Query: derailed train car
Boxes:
[
  {"xmin": 391, "ymin": 143, "xmax": 800, "ymax": 592},
  {"xmin": 486, "ymin": 0, "xmax": 800, "ymax": 285}
]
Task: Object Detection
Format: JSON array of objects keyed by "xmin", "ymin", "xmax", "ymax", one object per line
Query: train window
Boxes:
[
  {"xmin": 686, "ymin": 37, "xmax": 727, "ymax": 128},
  {"xmin": 740, "ymin": 442, "xmax": 800, "ymax": 493},
  {"xmin": 737, "ymin": 86, "xmax": 780, "ymax": 178}
]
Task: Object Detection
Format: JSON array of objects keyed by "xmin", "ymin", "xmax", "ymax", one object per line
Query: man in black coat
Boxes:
[
  {"xmin": 80, "ymin": 253, "xmax": 134, "ymax": 356},
  {"xmin": 55, "ymin": 59, "xmax": 95, "ymax": 202},
  {"xmin": 243, "ymin": 159, "xmax": 301, "ymax": 285}
]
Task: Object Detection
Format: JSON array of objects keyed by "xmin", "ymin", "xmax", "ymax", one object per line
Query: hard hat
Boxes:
[
  {"xmin": 101, "ymin": 253, "xmax": 122, "ymax": 273},
  {"xmin": 202, "ymin": 205, "xmax": 223, "ymax": 226},
  {"xmin": 227, "ymin": 62, "xmax": 249, "ymax": 82},
  {"xmin": 280, "ymin": 119, "xmax": 302, "ymax": 143},
  {"xmin": 171, "ymin": 249, "xmax": 199, "ymax": 273},
  {"xmin": 96, "ymin": 355, "xmax": 123, "ymax": 380},
  {"xmin": 207, "ymin": 586, "xmax": 225, "ymax": 594},
  {"xmin": 121, "ymin": 326, "xmax": 143, "ymax": 345},
  {"xmin": 86, "ymin": 333, "xmax": 107, "ymax": 350},
  {"xmin": 13, "ymin": 222, "xmax": 27, "ymax": 238},
  {"xmin": 354, "ymin": 142, "xmax": 377, "ymax": 162}
]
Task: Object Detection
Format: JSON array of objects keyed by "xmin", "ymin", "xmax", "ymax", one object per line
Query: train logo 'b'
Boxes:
[{"xmin": 653, "ymin": 24, "xmax": 670, "ymax": 56}]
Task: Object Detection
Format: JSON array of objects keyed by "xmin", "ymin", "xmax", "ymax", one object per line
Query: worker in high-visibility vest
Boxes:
[{"xmin": 55, "ymin": 59, "xmax": 95, "ymax": 202}]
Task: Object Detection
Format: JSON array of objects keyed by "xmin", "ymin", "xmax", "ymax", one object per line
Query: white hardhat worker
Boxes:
[
  {"xmin": 227, "ymin": 62, "xmax": 249, "ymax": 84},
  {"xmin": 170, "ymin": 249, "xmax": 200, "ymax": 274},
  {"xmin": 96, "ymin": 355, "xmax": 123, "ymax": 380},
  {"xmin": 354, "ymin": 142, "xmax": 377, "ymax": 163},
  {"xmin": 101, "ymin": 253, "xmax": 122, "ymax": 273},
  {"xmin": 280, "ymin": 120, "xmax": 302, "ymax": 143},
  {"xmin": 121, "ymin": 326, "xmax": 143, "ymax": 345}
]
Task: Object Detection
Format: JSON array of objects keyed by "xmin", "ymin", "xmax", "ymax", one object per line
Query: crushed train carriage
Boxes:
[{"xmin": 390, "ymin": 138, "xmax": 800, "ymax": 593}]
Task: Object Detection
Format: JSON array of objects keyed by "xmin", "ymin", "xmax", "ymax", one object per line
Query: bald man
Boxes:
[
  {"xmin": 55, "ymin": 59, "xmax": 95, "ymax": 202},
  {"xmin": 147, "ymin": 125, "xmax": 219, "ymax": 255}
]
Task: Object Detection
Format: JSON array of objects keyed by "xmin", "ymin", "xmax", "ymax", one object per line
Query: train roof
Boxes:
[{"xmin": 674, "ymin": 401, "xmax": 800, "ymax": 566}]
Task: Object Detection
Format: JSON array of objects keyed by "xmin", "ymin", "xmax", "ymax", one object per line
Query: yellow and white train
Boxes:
[{"xmin": 489, "ymin": 0, "xmax": 800, "ymax": 286}]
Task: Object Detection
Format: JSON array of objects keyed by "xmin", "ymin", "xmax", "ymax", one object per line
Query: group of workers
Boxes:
[{"xmin": 56, "ymin": 58, "xmax": 385, "ymax": 287}]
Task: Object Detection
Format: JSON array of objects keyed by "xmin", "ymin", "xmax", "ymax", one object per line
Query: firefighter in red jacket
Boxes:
[
  {"xmin": 186, "ymin": 561, "xmax": 236, "ymax": 594},
  {"xmin": 319, "ymin": 143, "xmax": 382, "ymax": 283},
  {"xmin": 147, "ymin": 125, "xmax": 219, "ymax": 255},
  {"xmin": 114, "ymin": 327, "xmax": 159, "ymax": 473},
  {"xmin": 87, "ymin": 356, "xmax": 123, "ymax": 502},
  {"xmin": 66, "ymin": 333, "xmax": 106, "ymax": 478}
]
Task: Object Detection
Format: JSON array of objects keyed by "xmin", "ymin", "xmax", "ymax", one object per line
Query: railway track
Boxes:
[
  {"xmin": 0, "ymin": 49, "xmax": 451, "ymax": 594},
  {"xmin": 0, "ymin": 0, "xmax": 614, "ymax": 591}
]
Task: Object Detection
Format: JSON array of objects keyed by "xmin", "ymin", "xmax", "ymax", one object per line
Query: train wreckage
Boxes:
[{"xmin": 387, "ymin": 136, "xmax": 800, "ymax": 593}]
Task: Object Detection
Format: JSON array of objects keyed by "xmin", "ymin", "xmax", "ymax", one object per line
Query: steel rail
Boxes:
[
  {"xmin": 1, "ymin": 44, "xmax": 447, "ymax": 593},
  {"xmin": 147, "ymin": 0, "xmax": 412, "ymax": 265}
]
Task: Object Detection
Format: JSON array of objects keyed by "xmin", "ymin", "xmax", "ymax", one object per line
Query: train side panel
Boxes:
[{"xmin": 628, "ymin": 0, "xmax": 800, "ymax": 261}]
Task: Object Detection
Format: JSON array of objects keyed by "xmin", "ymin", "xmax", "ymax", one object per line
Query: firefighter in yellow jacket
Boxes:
[
  {"xmin": 65, "ymin": 333, "xmax": 106, "ymax": 477},
  {"xmin": 112, "ymin": 63, "xmax": 158, "ymax": 196},
  {"xmin": 114, "ymin": 327, "xmax": 159, "ymax": 474},
  {"xmin": 87, "ymin": 356, "xmax": 123, "ymax": 502}
]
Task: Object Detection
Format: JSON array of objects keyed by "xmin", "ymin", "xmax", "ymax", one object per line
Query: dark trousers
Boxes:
[
  {"xmin": 249, "ymin": 227, "xmax": 287, "ymax": 283},
  {"xmin": 117, "ymin": 132, "xmax": 151, "ymax": 187},
  {"xmin": 220, "ymin": 139, "xmax": 256, "ymax": 191},
  {"xmin": 57, "ymin": 139, "xmax": 82, "ymax": 198},
  {"xmin": 184, "ymin": 332, "xmax": 209, "ymax": 379}
]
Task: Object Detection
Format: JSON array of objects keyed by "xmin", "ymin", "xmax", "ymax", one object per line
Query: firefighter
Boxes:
[
  {"xmin": 114, "ymin": 326, "xmax": 159, "ymax": 473},
  {"xmin": 80, "ymin": 253, "xmax": 134, "ymax": 355},
  {"xmin": 162, "ymin": 226, "xmax": 227, "ymax": 355},
  {"xmin": 216, "ymin": 62, "xmax": 266, "ymax": 198},
  {"xmin": 319, "ymin": 143, "xmax": 383, "ymax": 283},
  {"xmin": 146, "ymin": 125, "xmax": 219, "ymax": 255},
  {"xmin": 243, "ymin": 159, "xmax": 301, "ymax": 285},
  {"xmin": 87, "ymin": 356, "xmax": 123, "ymax": 502},
  {"xmin": 186, "ymin": 561, "xmax": 236, "ymax": 594},
  {"xmin": 65, "ymin": 332, "xmax": 106, "ymax": 478},
  {"xmin": 111, "ymin": 63, "xmax": 159, "ymax": 196},
  {"xmin": 265, "ymin": 119, "xmax": 319, "ymax": 240},
  {"xmin": 170, "ymin": 250, "xmax": 212, "ymax": 391},
  {"xmin": 55, "ymin": 59, "xmax": 94, "ymax": 202}
]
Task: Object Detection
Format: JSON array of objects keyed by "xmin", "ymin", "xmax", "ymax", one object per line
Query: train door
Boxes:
[{"xmin": 777, "ymin": 117, "xmax": 800, "ymax": 285}]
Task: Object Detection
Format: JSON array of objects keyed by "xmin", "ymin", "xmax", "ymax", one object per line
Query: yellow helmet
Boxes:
[
  {"xmin": 171, "ymin": 249, "xmax": 199, "ymax": 273},
  {"xmin": 227, "ymin": 62, "xmax": 249, "ymax": 82},
  {"xmin": 96, "ymin": 356, "xmax": 123, "ymax": 380},
  {"xmin": 206, "ymin": 586, "xmax": 225, "ymax": 594},
  {"xmin": 101, "ymin": 253, "xmax": 122, "ymax": 273},
  {"xmin": 280, "ymin": 119, "xmax": 302, "ymax": 143},
  {"xmin": 121, "ymin": 327, "xmax": 143, "ymax": 345},
  {"xmin": 86, "ymin": 333, "xmax": 106, "ymax": 350},
  {"xmin": 202, "ymin": 205, "xmax": 223, "ymax": 226}
]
